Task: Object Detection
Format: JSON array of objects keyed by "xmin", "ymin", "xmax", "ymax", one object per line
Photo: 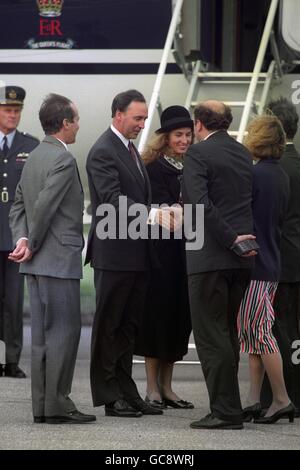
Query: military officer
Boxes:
[{"xmin": 0, "ymin": 85, "xmax": 39, "ymax": 378}]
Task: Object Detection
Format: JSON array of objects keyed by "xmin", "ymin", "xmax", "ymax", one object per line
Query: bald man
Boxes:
[{"xmin": 182, "ymin": 100, "xmax": 255, "ymax": 430}]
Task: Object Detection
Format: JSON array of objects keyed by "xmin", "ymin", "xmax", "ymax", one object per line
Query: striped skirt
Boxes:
[{"xmin": 237, "ymin": 280, "xmax": 279, "ymax": 354}]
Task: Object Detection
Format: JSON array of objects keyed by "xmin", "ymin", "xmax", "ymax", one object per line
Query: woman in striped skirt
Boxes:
[{"xmin": 238, "ymin": 115, "xmax": 295, "ymax": 424}]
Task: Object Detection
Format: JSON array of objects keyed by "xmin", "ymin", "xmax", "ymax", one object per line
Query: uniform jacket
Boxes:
[
  {"xmin": 0, "ymin": 130, "xmax": 39, "ymax": 251},
  {"xmin": 9, "ymin": 135, "xmax": 84, "ymax": 279}
]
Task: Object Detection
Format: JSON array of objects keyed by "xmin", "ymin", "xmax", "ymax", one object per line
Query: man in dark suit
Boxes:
[
  {"xmin": 261, "ymin": 97, "xmax": 300, "ymax": 416},
  {"xmin": 0, "ymin": 85, "xmax": 39, "ymax": 378},
  {"xmin": 9, "ymin": 93, "xmax": 95, "ymax": 424},
  {"xmin": 86, "ymin": 89, "xmax": 176, "ymax": 417},
  {"xmin": 182, "ymin": 100, "xmax": 256, "ymax": 430}
]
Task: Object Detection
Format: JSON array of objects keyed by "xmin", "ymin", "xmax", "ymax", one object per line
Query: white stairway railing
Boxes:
[
  {"xmin": 138, "ymin": 0, "xmax": 184, "ymax": 152},
  {"xmin": 237, "ymin": 0, "xmax": 280, "ymax": 142},
  {"xmin": 139, "ymin": 0, "xmax": 281, "ymax": 151}
]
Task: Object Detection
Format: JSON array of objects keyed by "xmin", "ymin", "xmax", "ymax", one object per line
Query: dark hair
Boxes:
[
  {"xmin": 245, "ymin": 115, "xmax": 286, "ymax": 160},
  {"xmin": 39, "ymin": 93, "xmax": 75, "ymax": 134},
  {"xmin": 266, "ymin": 96, "xmax": 299, "ymax": 140},
  {"xmin": 111, "ymin": 89, "xmax": 146, "ymax": 117},
  {"xmin": 194, "ymin": 103, "xmax": 233, "ymax": 130}
]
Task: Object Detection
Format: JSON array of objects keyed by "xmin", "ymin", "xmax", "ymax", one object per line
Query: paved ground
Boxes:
[{"xmin": 0, "ymin": 326, "xmax": 299, "ymax": 451}]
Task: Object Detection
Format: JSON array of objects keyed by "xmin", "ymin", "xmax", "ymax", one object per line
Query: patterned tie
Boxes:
[{"xmin": 2, "ymin": 136, "xmax": 9, "ymax": 156}]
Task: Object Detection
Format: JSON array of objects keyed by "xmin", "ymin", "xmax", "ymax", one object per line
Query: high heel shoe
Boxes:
[
  {"xmin": 145, "ymin": 396, "xmax": 166, "ymax": 410},
  {"xmin": 254, "ymin": 403, "xmax": 295, "ymax": 424},
  {"xmin": 242, "ymin": 403, "xmax": 262, "ymax": 422},
  {"xmin": 163, "ymin": 398, "xmax": 194, "ymax": 409}
]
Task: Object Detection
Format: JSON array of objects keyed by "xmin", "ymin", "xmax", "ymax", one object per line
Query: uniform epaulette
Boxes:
[{"xmin": 21, "ymin": 132, "xmax": 40, "ymax": 142}]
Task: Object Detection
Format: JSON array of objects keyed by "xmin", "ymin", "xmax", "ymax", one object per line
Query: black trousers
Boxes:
[
  {"xmin": 0, "ymin": 251, "xmax": 24, "ymax": 364},
  {"xmin": 188, "ymin": 269, "xmax": 251, "ymax": 423},
  {"xmin": 90, "ymin": 269, "xmax": 148, "ymax": 406},
  {"xmin": 261, "ymin": 282, "xmax": 300, "ymax": 411}
]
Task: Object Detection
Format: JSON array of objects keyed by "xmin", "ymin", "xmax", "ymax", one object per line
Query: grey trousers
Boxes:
[
  {"xmin": 26, "ymin": 275, "xmax": 81, "ymax": 417},
  {"xmin": 0, "ymin": 252, "xmax": 24, "ymax": 364}
]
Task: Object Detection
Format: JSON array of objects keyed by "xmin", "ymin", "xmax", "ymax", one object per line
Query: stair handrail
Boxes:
[
  {"xmin": 258, "ymin": 60, "xmax": 276, "ymax": 115},
  {"xmin": 237, "ymin": 0, "xmax": 279, "ymax": 142},
  {"xmin": 138, "ymin": 0, "xmax": 184, "ymax": 152}
]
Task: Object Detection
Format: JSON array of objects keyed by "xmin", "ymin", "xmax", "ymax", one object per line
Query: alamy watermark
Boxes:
[
  {"xmin": 291, "ymin": 80, "xmax": 300, "ymax": 104},
  {"xmin": 291, "ymin": 340, "xmax": 300, "ymax": 365},
  {"xmin": 95, "ymin": 196, "xmax": 204, "ymax": 251}
]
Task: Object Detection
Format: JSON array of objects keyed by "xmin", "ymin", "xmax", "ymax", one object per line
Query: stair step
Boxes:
[
  {"xmin": 198, "ymin": 80, "xmax": 266, "ymax": 85},
  {"xmin": 197, "ymin": 72, "xmax": 268, "ymax": 78},
  {"xmin": 191, "ymin": 101, "xmax": 260, "ymax": 107}
]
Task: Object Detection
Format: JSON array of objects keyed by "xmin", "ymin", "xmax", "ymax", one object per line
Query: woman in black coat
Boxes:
[{"xmin": 135, "ymin": 106, "xmax": 194, "ymax": 409}]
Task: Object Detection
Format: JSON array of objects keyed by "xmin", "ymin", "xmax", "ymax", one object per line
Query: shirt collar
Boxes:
[
  {"xmin": 203, "ymin": 130, "xmax": 220, "ymax": 141},
  {"xmin": 0, "ymin": 129, "xmax": 16, "ymax": 149},
  {"xmin": 55, "ymin": 137, "xmax": 68, "ymax": 150},
  {"xmin": 111, "ymin": 124, "xmax": 130, "ymax": 149}
]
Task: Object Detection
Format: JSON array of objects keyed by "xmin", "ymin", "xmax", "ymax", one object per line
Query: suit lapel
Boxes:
[
  {"xmin": 74, "ymin": 161, "xmax": 84, "ymax": 193},
  {"xmin": 109, "ymin": 130, "xmax": 149, "ymax": 195}
]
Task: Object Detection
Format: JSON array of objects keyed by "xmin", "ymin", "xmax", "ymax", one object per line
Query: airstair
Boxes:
[
  {"xmin": 184, "ymin": 65, "xmax": 277, "ymax": 140},
  {"xmin": 139, "ymin": 0, "xmax": 283, "ymax": 150}
]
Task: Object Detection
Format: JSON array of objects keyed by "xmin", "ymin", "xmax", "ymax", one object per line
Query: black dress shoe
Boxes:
[
  {"xmin": 254, "ymin": 403, "xmax": 295, "ymax": 424},
  {"xmin": 128, "ymin": 397, "xmax": 163, "ymax": 415},
  {"xmin": 190, "ymin": 413, "xmax": 243, "ymax": 430},
  {"xmin": 242, "ymin": 403, "xmax": 262, "ymax": 422},
  {"xmin": 45, "ymin": 410, "xmax": 96, "ymax": 424},
  {"xmin": 0, "ymin": 364, "xmax": 3, "ymax": 377},
  {"xmin": 4, "ymin": 364, "xmax": 26, "ymax": 378},
  {"xmin": 295, "ymin": 408, "xmax": 300, "ymax": 418},
  {"xmin": 163, "ymin": 398, "xmax": 194, "ymax": 409},
  {"xmin": 34, "ymin": 416, "xmax": 46, "ymax": 423},
  {"xmin": 105, "ymin": 399, "xmax": 142, "ymax": 418}
]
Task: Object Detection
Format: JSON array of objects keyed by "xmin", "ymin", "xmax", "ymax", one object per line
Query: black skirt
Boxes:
[{"xmin": 135, "ymin": 238, "xmax": 191, "ymax": 362}]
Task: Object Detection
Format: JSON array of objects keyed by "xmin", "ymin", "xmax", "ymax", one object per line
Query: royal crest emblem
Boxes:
[{"xmin": 36, "ymin": 0, "xmax": 64, "ymax": 18}]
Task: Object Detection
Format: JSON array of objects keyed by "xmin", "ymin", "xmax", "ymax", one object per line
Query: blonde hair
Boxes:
[
  {"xmin": 142, "ymin": 132, "xmax": 172, "ymax": 165},
  {"xmin": 244, "ymin": 115, "xmax": 286, "ymax": 160}
]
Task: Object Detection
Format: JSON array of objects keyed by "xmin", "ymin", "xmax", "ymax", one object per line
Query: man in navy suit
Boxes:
[
  {"xmin": 86, "ymin": 89, "xmax": 176, "ymax": 418},
  {"xmin": 0, "ymin": 85, "xmax": 39, "ymax": 378},
  {"xmin": 183, "ymin": 100, "xmax": 256, "ymax": 429}
]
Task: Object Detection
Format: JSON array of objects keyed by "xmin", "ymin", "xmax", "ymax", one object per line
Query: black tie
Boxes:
[
  {"xmin": 128, "ymin": 141, "xmax": 144, "ymax": 178},
  {"xmin": 2, "ymin": 136, "xmax": 9, "ymax": 156},
  {"xmin": 128, "ymin": 141, "xmax": 137, "ymax": 162}
]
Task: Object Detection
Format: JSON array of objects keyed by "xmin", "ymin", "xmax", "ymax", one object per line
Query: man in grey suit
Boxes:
[{"xmin": 9, "ymin": 93, "xmax": 95, "ymax": 424}]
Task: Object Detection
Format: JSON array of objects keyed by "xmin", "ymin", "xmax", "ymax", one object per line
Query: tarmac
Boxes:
[{"xmin": 0, "ymin": 326, "xmax": 299, "ymax": 451}]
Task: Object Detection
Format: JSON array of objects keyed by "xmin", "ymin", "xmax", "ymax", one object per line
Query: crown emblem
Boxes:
[
  {"xmin": 8, "ymin": 89, "xmax": 17, "ymax": 100},
  {"xmin": 36, "ymin": 0, "xmax": 64, "ymax": 17}
]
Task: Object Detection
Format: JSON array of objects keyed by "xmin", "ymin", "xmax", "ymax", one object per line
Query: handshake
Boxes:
[{"xmin": 151, "ymin": 205, "xmax": 183, "ymax": 232}]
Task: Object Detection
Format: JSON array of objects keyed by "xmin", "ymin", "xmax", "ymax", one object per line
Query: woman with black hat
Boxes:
[{"xmin": 134, "ymin": 105, "xmax": 194, "ymax": 409}]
